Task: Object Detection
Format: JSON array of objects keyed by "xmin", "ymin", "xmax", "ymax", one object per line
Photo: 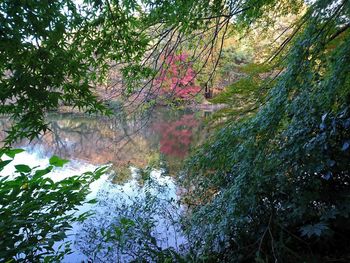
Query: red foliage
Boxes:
[
  {"xmin": 152, "ymin": 114, "xmax": 199, "ymax": 158},
  {"xmin": 155, "ymin": 53, "xmax": 201, "ymax": 100}
]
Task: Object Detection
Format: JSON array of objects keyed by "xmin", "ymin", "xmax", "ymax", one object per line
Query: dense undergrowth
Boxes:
[{"xmin": 183, "ymin": 0, "xmax": 350, "ymax": 261}]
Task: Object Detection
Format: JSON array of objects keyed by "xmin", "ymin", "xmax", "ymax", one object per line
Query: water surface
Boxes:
[{"xmin": 0, "ymin": 107, "xmax": 210, "ymax": 262}]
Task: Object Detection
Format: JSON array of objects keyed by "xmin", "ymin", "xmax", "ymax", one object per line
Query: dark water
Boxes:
[{"xmin": 0, "ymin": 107, "xmax": 211, "ymax": 262}]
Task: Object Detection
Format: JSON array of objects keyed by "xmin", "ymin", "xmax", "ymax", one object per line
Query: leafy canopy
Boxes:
[
  {"xmin": 0, "ymin": 0, "xmax": 303, "ymax": 144},
  {"xmin": 184, "ymin": 0, "xmax": 350, "ymax": 261}
]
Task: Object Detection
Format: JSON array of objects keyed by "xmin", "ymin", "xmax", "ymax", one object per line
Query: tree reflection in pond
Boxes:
[
  {"xmin": 73, "ymin": 169, "xmax": 186, "ymax": 263},
  {"xmin": 0, "ymin": 107, "xmax": 203, "ymax": 183},
  {"xmin": 0, "ymin": 107, "xmax": 211, "ymax": 261},
  {"xmin": 153, "ymin": 114, "xmax": 199, "ymax": 158}
]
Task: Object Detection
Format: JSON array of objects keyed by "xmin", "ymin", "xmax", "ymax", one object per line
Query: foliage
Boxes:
[
  {"xmin": 0, "ymin": 0, "xmax": 303, "ymax": 143},
  {"xmin": 155, "ymin": 53, "xmax": 201, "ymax": 101},
  {"xmin": 184, "ymin": 0, "xmax": 350, "ymax": 261},
  {"xmin": 0, "ymin": 0, "xmax": 152, "ymax": 143},
  {"xmin": 209, "ymin": 63, "xmax": 274, "ymax": 123},
  {"xmin": 0, "ymin": 148, "xmax": 107, "ymax": 262},
  {"xmin": 215, "ymin": 46, "xmax": 253, "ymax": 86},
  {"xmin": 1, "ymin": 0, "xmax": 350, "ymax": 261},
  {"xmin": 0, "ymin": 0, "xmax": 110, "ymax": 143}
]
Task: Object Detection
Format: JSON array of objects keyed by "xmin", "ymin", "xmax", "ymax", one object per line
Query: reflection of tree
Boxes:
[
  {"xmin": 0, "ymin": 109, "xmax": 202, "ymax": 178},
  {"xmin": 74, "ymin": 176, "xmax": 184, "ymax": 262},
  {"xmin": 6, "ymin": 113, "xmax": 156, "ymax": 170},
  {"xmin": 152, "ymin": 114, "xmax": 199, "ymax": 158}
]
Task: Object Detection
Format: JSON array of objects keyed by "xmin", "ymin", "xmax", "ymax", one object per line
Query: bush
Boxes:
[{"xmin": 0, "ymin": 149, "xmax": 107, "ymax": 262}]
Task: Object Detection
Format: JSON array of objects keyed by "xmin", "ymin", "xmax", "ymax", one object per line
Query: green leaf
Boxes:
[
  {"xmin": 86, "ymin": 198, "xmax": 98, "ymax": 204},
  {"xmin": 34, "ymin": 167, "xmax": 53, "ymax": 178},
  {"xmin": 49, "ymin": 156, "xmax": 69, "ymax": 167},
  {"xmin": 120, "ymin": 217, "xmax": 135, "ymax": 226},
  {"xmin": 300, "ymin": 222, "xmax": 329, "ymax": 238},
  {"xmin": 0, "ymin": 160, "xmax": 12, "ymax": 171},
  {"xmin": 4, "ymin": 149, "xmax": 25, "ymax": 158},
  {"xmin": 15, "ymin": 164, "xmax": 32, "ymax": 173}
]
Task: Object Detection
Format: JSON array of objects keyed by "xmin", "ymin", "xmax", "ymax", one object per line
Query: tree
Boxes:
[
  {"xmin": 0, "ymin": 0, "xmax": 148, "ymax": 143},
  {"xmin": 155, "ymin": 53, "xmax": 201, "ymax": 101},
  {"xmin": 3, "ymin": 0, "xmax": 292, "ymax": 143},
  {"xmin": 183, "ymin": 0, "xmax": 350, "ymax": 261}
]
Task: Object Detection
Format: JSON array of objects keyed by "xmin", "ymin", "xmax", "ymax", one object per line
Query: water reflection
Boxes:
[
  {"xmin": 0, "ymin": 107, "xmax": 208, "ymax": 262},
  {"xmin": 153, "ymin": 114, "xmax": 199, "ymax": 158},
  {"xmin": 1, "ymin": 107, "xmax": 204, "ymax": 181},
  {"xmin": 73, "ymin": 169, "xmax": 185, "ymax": 263}
]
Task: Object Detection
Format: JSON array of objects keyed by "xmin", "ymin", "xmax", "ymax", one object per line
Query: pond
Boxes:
[{"xmin": 0, "ymin": 106, "xmax": 212, "ymax": 262}]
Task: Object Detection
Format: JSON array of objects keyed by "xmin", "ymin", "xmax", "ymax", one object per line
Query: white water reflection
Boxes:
[
  {"xmin": 70, "ymin": 168, "xmax": 186, "ymax": 262},
  {"xmin": 0, "ymin": 149, "xmax": 96, "ymax": 181},
  {"xmin": 1, "ymin": 150, "xmax": 186, "ymax": 262}
]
